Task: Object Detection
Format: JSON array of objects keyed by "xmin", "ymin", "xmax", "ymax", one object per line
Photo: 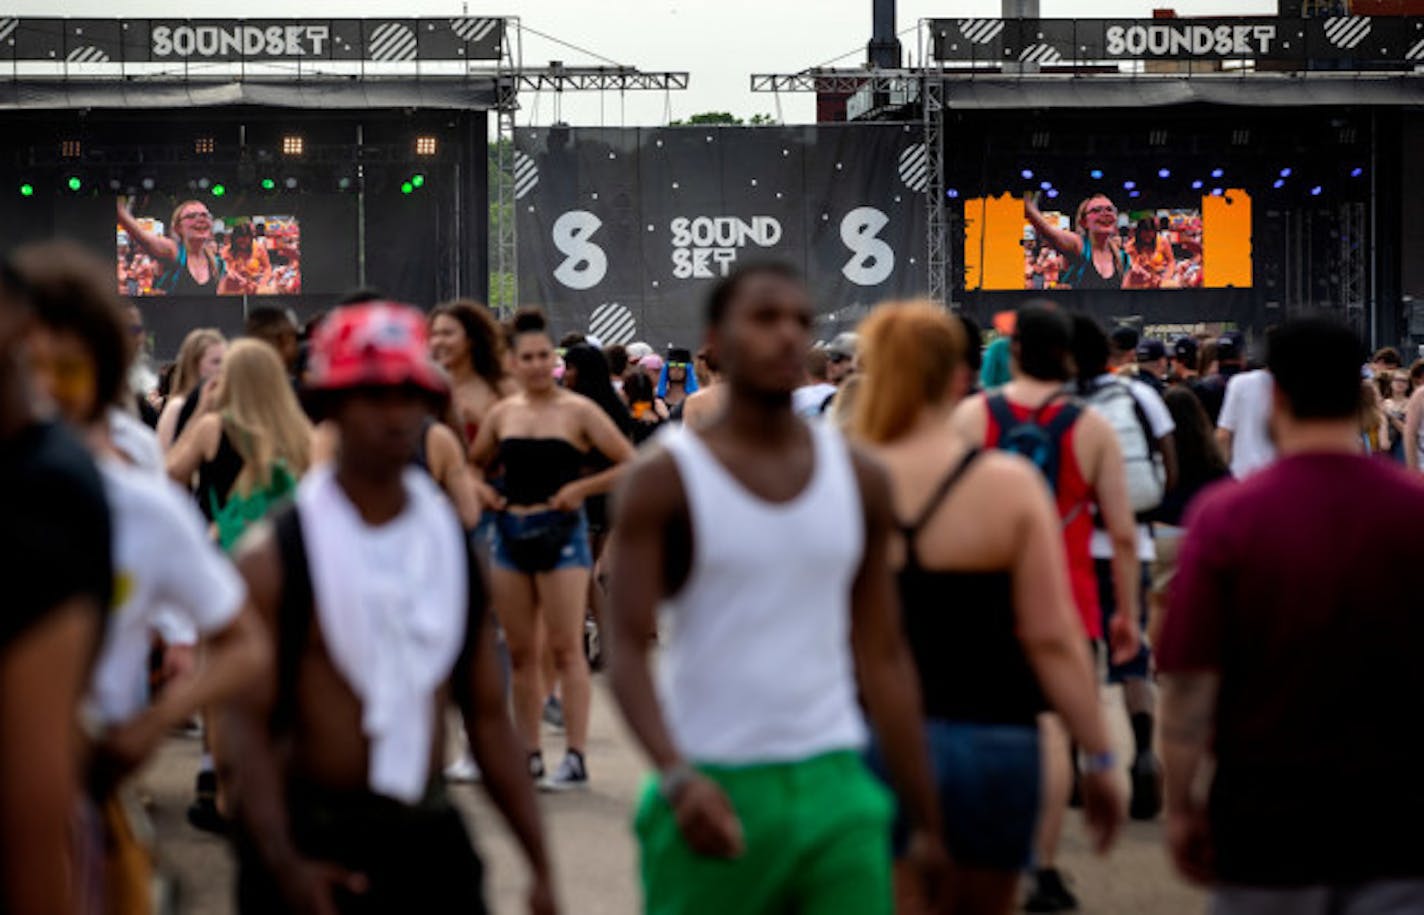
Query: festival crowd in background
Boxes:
[{"xmin": 3, "ymin": 240, "xmax": 1423, "ymax": 915}]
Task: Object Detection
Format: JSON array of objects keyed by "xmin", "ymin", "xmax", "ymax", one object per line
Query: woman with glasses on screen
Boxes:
[
  {"xmin": 1024, "ymin": 192, "xmax": 1130, "ymax": 291},
  {"xmin": 117, "ymin": 198, "xmax": 226, "ymax": 296}
]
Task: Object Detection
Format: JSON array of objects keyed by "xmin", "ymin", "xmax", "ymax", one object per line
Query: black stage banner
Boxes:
[
  {"xmin": 515, "ymin": 124, "xmax": 928, "ymax": 349},
  {"xmin": 0, "ymin": 17, "xmax": 504, "ymax": 63},
  {"xmin": 931, "ymin": 17, "xmax": 1424, "ymax": 65}
]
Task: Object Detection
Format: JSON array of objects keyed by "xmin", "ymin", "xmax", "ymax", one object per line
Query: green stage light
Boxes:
[
  {"xmin": 411, "ymin": 174, "xmax": 425, "ymax": 188},
  {"xmin": 211, "ymin": 184, "xmax": 226, "ymax": 197},
  {"xmin": 67, "ymin": 176, "xmax": 82, "ymax": 192},
  {"xmin": 19, "ymin": 183, "xmax": 33, "ymax": 197},
  {"xmin": 261, "ymin": 178, "xmax": 276, "ymax": 191},
  {"xmin": 400, "ymin": 181, "xmax": 414, "ymax": 195}
]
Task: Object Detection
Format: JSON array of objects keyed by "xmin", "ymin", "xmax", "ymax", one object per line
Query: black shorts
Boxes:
[
  {"xmin": 235, "ymin": 784, "xmax": 486, "ymax": 914},
  {"xmin": 1095, "ymin": 558, "xmax": 1152, "ymax": 683}
]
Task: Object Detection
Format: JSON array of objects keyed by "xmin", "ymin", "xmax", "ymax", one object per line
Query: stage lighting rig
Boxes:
[
  {"xmin": 415, "ymin": 136, "xmax": 438, "ymax": 156},
  {"xmin": 61, "ymin": 139, "xmax": 82, "ymax": 159},
  {"xmin": 195, "ymin": 137, "xmax": 215, "ymax": 155},
  {"xmin": 282, "ymin": 135, "xmax": 305, "ymax": 157}
]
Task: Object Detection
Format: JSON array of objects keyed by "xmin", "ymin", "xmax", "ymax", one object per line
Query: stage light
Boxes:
[
  {"xmin": 195, "ymin": 137, "xmax": 215, "ymax": 155},
  {"xmin": 261, "ymin": 178, "xmax": 276, "ymax": 191},
  {"xmin": 197, "ymin": 177, "xmax": 211, "ymax": 190},
  {"xmin": 19, "ymin": 184, "xmax": 33, "ymax": 197},
  {"xmin": 1211, "ymin": 188, "xmax": 1224, "ymax": 196},
  {"xmin": 1191, "ymin": 180, "xmax": 1204, "ymax": 190},
  {"xmin": 60, "ymin": 140, "xmax": 82, "ymax": 159},
  {"xmin": 66, "ymin": 176, "xmax": 81, "ymax": 192},
  {"xmin": 1158, "ymin": 168, "xmax": 1171, "ymax": 179},
  {"xmin": 211, "ymin": 184, "xmax": 226, "ymax": 197},
  {"xmin": 1351, "ymin": 167, "xmax": 1364, "ymax": 178},
  {"xmin": 415, "ymin": 136, "xmax": 438, "ymax": 157},
  {"xmin": 141, "ymin": 177, "xmax": 155, "ymax": 191},
  {"xmin": 282, "ymin": 135, "xmax": 305, "ymax": 157},
  {"xmin": 1046, "ymin": 189, "xmax": 1059, "ymax": 199},
  {"xmin": 1129, "ymin": 190, "xmax": 1141, "ymax": 198},
  {"xmin": 1280, "ymin": 167, "xmax": 1292, "ymax": 178},
  {"xmin": 1273, "ymin": 179, "xmax": 1286, "ymax": 189},
  {"xmin": 1211, "ymin": 168, "xmax": 1225, "ymax": 178},
  {"xmin": 337, "ymin": 176, "xmax": 353, "ymax": 191},
  {"xmin": 1020, "ymin": 169, "xmax": 1034, "ymax": 180},
  {"xmin": 946, "ymin": 188, "xmax": 959, "ymax": 199},
  {"xmin": 1039, "ymin": 180, "xmax": 1052, "ymax": 190},
  {"xmin": 1090, "ymin": 168, "xmax": 1104, "ymax": 179},
  {"xmin": 284, "ymin": 177, "xmax": 298, "ymax": 190},
  {"xmin": 411, "ymin": 174, "xmax": 425, "ymax": 189},
  {"xmin": 108, "ymin": 179, "xmax": 122, "ymax": 191},
  {"xmin": 1311, "ymin": 186, "xmax": 1323, "ymax": 196},
  {"xmin": 400, "ymin": 181, "xmax": 414, "ymax": 195},
  {"xmin": 1123, "ymin": 180, "xmax": 1136, "ymax": 190}
]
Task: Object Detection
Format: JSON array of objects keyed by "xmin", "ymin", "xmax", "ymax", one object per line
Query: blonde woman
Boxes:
[
  {"xmin": 850, "ymin": 301, "xmax": 1123, "ymax": 915},
  {"xmin": 167, "ymin": 338, "xmax": 312, "ymax": 536},
  {"xmin": 156, "ymin": 327, "xmax": 225, "ymax": 450},
  {"xmin": 1025, "ymin": 192, "xmax": 1130, "ymax": 291},
  {"xmin": 116, "ymin": 197, "xmax": 226, "ymax": 296}
]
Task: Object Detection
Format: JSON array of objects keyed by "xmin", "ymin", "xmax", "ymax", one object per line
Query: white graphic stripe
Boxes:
[
  {"xmin": 1406, "ymin": 38, "xmax": 1424, "ymax": 61},
  {"xmin": 0, "ymin": 19, "xmax": 17, "ymax": 43}
]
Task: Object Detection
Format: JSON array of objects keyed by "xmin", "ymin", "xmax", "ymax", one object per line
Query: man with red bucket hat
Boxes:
[{"xmin": 220, "ymin": 302, "xmax": 556, "ymax": 914}]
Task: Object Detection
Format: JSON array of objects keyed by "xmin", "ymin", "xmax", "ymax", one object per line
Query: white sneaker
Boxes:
[{"xmin": 444, "ymin": 755, "xmax": 481, "ymax": 783}]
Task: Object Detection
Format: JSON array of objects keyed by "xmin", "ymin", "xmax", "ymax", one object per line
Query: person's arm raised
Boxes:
[
  {"xmin": 846, "ymin": 449, "xmax": 949, "ymax": 895},
  {"xmin": 1006, "ymin": 458, "xmax": 1124, "ymax": 853},
  {"xmin": 116, "ymin": 197, "xmax": 178, "ymax": 264},
  {"xmin": 1024, "ymin": 191, "xmax": 1084, "ymax": 259},
  {"xmin": 606, "ymin": 452, "xmax": 744, "ymax": 859}
]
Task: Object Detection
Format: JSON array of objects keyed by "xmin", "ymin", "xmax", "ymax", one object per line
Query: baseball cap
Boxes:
[
  {"xmin": 666, "ymin": 346, "xmax": 693, "ymax": 365},
  {"xmin": 827, "ymin": 332, "xmax": 859, "ymax": 359},
  {"xmin": 641, "ymin": 353, "xmax": 664, "ymax": 373},
  {"xmin": 626, "ymin": 341, "xmax": 653, "ymax": 364},
  {"xmin": 1136, "ymin": 338, "xmax": 1166, "ymax": 362},
  {"xmin": 1217, "ymin": 331, "xmax": 1245, "ymax": 361},
  {"xmin": 305, "ymin": 301, "xmax": 447, "ymax": 396},
  {"xmin": 1172, "ymin": 335, "xmax": 1199, "ymax": 365}
]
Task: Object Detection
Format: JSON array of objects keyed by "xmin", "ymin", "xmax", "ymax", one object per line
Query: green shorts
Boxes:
[{"xmin": 634, "ymin": 750, "xmax": 894, "ymax": 915}]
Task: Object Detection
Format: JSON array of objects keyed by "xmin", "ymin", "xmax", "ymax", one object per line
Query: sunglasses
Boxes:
[
  {"xmin": 180, "ymin": 211, "xmax": 212, "ymax": 222},
  {"xmin": 1085, "ymin": 205, "xmax": 1117, "ymax": 216},
  {"xmin": 828, "ymin": 353, "xmax": 851, "ymax": 364},
  {"xmin": 668, "ymin": 361, "xmax": 688, "ymax": 370}
]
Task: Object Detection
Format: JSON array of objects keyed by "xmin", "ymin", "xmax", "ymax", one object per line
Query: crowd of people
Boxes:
[{"xmin": 2, "ymin": 241, "xmax": 1422, "ymax": 915}]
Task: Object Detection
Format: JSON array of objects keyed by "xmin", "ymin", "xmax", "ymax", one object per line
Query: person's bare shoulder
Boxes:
[{"xmin": 949, "ymin": 392, "xmax": 988, "ymax": 443}]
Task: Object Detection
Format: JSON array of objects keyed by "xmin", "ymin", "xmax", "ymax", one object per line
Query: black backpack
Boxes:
[{"xmin": 986, "ymin": 393, "xmax": 1082, "ymax": 497}]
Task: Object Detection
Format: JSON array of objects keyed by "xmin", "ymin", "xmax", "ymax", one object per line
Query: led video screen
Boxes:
[
  {"xmin": 963, "ymin": 189, "xmax": 1252, "ymax": 292},
  {"xmin": 117, "ymin": 196, "xmax": 301, "ymax": 296}
]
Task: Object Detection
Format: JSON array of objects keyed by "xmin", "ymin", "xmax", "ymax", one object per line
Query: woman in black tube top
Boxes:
[
  {"xmin": 847, "ymin": 301, "xmax": 1125, "ymax": 915},
  {"xmin": 468, "ymin": 307, "xmax": 635, "ymax": 791}
]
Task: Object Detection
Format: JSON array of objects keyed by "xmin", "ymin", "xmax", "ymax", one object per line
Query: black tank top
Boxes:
[
  {"xmin": 497, "ymin": 438, "xmax": 586, "ymax": 507},
  {"xmin": 897, "ymin": 449, "xmax": 1045, "ymax": 726},
  {"xmin": 196, "ymin": 427, "xmax": 245, "ymax": 521}
]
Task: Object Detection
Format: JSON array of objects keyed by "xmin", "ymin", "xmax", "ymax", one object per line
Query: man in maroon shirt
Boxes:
[{"xmin": 1159, "ymin": 319, "xmax": 1424, "ymax": 914}]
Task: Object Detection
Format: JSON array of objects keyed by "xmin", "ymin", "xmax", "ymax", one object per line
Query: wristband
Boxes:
[
  {"xmin": 1082, "ymin": 750, "xmax": 1118, "ymax": 775},
  {"xmin": 658, "ymin": 763, "xmax": 698, "ymax": 803}
]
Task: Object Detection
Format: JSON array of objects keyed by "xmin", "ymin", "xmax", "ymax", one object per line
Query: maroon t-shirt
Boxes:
[{"xmin": 1159, "ymin": 452, "xmax": 1424, "ymax": 885}]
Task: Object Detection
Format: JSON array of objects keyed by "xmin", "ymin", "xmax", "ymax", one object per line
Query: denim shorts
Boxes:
[
  {"xmin": 867, "ymin": 719, "xmax": 1041, "ymax": 870},
  {"xmin": 492, "ymin": 509, "xmax": 592, "ymax": 573},
  {"xmin": 1096, "ymin": 558, "xmax": 1153, "ymax": 683}
]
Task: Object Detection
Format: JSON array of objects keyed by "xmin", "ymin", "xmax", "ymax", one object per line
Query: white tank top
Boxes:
[{"xmin": 657, "ymin": 421, "xmax": 868, "ymax": 765}]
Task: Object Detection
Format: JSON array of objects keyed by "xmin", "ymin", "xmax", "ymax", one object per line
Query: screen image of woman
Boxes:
[
  {"xmin": 1024, "ymin": 191, "xmax": 1131, "ymax": 291},
  {"xmin": 116, "ymin": 198, "xmax": 302, "ymax": 297},
  {"xmin": 117, "ymin": 198, "xmax": 225, "ymax": 296}
]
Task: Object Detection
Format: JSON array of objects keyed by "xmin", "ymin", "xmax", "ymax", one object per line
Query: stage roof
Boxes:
[
  {"xmin": 0, "ymin": 77, "xmax": 502, "ymax": 111},
  {"xmin": 938, "ymin": 72, "xmax": 1424, "ymax": 109}
]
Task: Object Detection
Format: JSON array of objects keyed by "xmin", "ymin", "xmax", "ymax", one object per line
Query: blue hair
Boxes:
[{"xmin": 657, "ymin": 359, "xmax": 699, "ymax": 399}]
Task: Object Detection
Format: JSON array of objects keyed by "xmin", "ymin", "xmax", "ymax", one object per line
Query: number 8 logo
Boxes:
[
  {"xmin": 841, "ymin": 206, "xmax": 895, "ymax": 287},
  {"xmin": 553, "ymin": 210, "xmax": 608, "ymax": 291}
]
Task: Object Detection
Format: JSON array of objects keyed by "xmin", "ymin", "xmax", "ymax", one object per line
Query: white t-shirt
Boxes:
[
  {"xmin": 108, "ymin": 407, "xmax": 163, "ymax": 476},
  {"xmin": 792, "ymin": 383, "xmax": 837, "ymax": 419},
  {"xmin": 1088, "ymin": 375, "xmax": 1175, "ymax": 562},
  {"xmin": 1218, "ymin": 369, "xmax": 1276, "ymax": 479},
  {"xmin": 88, "ymin": 460, "xmax": 246, "ymax": 725}
]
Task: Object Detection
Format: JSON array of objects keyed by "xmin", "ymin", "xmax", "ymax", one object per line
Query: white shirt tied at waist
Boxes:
[
  {"xmin": 297, "ymin": 464, "xmax": 467, "ymax": 804},
  {"xmin": 656, "ymin": 421, "xmax": 868, "ymax": 766}
]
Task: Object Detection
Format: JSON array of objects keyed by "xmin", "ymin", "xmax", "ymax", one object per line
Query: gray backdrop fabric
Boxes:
[{"xmin": 515, "ymin": 123, "xmax": 928, "ymax": 350}]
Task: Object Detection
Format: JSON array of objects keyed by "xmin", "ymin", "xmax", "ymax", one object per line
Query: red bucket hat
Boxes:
[{"xmin": 305, "ymin": 302, "xmax": 448, "ymax": 396}]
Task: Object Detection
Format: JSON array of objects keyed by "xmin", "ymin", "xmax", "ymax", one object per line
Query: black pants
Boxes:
[{"xmin": 235, "ymin": 785, "xmax": 486, "ymax": 914}]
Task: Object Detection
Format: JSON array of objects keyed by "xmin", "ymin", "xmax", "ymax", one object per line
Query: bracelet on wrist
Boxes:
[
  {"xmin": 1081, "ymin": 750, "xmax": 1118, "ymax": 775},
  {"xmin": 658, "ymin": 762, "xmax": 698, "ymax": 803}
]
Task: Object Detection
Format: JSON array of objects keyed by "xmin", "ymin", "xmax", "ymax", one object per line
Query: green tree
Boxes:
[
  {"xmin": 487, "ymin": 137, "xmax": 515, "ymax": 314},
  {"xmin": 668, "ymin": 112, "xmax": 779, "ymax": 126}
]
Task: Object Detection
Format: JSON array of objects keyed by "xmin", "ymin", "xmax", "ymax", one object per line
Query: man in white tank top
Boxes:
[{"xmin": 607, "ymin": 263, "xmax": 947, "ymax": 915}]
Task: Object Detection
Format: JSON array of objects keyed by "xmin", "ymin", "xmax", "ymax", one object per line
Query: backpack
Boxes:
[
  {"xmin": 986, "ymin": 393, "xmax": 1082, "ymax": 498},
  {"xmin": 1083, "ymin": 377, "xmax": 1165, "ymax": 515},
  {"xmin": 209, "ymin": 459, "xmax": 297, "ymax": 553}
]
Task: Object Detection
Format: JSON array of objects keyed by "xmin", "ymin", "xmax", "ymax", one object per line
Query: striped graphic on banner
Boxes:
[
  {"xmin": 66, "ymin": 45, "xmax": 111, "ymax": 63},
  {"xmin": 957, "ymin": 19, "xmax": 1005, "ymax": 45},
  {"xmin": 368, "ymin": 23, "xmax": 418, "ymax": 62},
  {"xmin": 1019, "ymin": 43, "xmax": 1063, "ymax": 65},
  {"xmin": 589, "ymin": 303, "xmax": 636, "ymax": 345},
  {"xmin": 514, "ymin": 152, "xmax": 539, "ymax": 200},
  {"xmin": 449, "ymin": 18, "xmax": 498, "ymax": 44},
  {"xmin": 898, "ymin": 143, "xmax": 929, "ymax": 193},
  {"xmin": 0, "ymin": 18, "xmax": 16, "ymax": 43},
  {"xmin": 1323, "ymin": 16, "xmax": 1372, "ymax": 50},
  {"xmin": 1406, "ymin": 38, "xmax": 1424, "ymax": 61}
]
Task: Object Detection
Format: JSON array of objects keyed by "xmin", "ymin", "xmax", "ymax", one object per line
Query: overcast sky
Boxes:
[{"xmin": 8, "ymin": 0, "xmax": 1278, "ymax": 124}]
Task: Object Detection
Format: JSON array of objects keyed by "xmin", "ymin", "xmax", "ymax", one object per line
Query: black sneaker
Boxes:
[
  {"xmin": 1024, "ymin": 868, "xmax": 1078, "ymax": 912},
  {"xmin": 541, "ymin": 751, "xmax": 588, "ymax": 793},
  {"xmin": 542, "ymin": 696, "xmax": 565, "ymax": 731},
  {"xmin": 1129, "ymin": 750, "xmax": 1163, "ymax": 821},
  {"xmin": 528, "ymin": 752, "xmax": 546, "ymax": 782},
  {"xmin": 186, "ymin": 770, "xmax": 227, "ymax": 835}
]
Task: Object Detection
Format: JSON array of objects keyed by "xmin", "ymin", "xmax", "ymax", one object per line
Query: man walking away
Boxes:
[{"xmin": 1160, "ymin": 319, "xmax": 1424, "ymax": 914}]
